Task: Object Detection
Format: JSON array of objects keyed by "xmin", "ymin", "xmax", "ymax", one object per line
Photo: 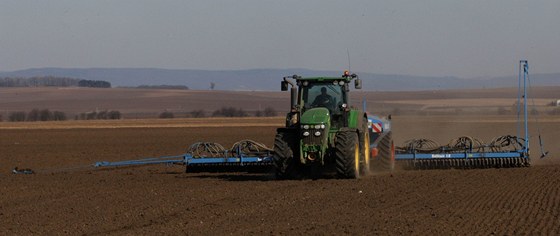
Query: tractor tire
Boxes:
[
  {"xmin": 273, "ymin": 132, "xmax": 299, "ymax": 179},
  {"xmin": 335, "ymin": 131, "xmax": 361, "ymax": 179},
  {"xmin": 377, "ymin": 131, "xmax": 395, "ymax": 172}
]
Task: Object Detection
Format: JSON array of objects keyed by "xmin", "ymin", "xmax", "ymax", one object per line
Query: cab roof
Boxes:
[{"xmin": 297, "ymin": 76, "xmax": 353, "ymax": 82}]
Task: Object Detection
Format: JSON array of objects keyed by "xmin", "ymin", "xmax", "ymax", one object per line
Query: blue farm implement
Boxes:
[
  {"xmin": 392, "ymin": 60, "xmax": 546, "ymax": 169},
  {"xmin": 94, "ymin": 140, "xmax": 274, "ymax": 172},
  {"xmin": 92, "ymin": 62, "xmax": 545, "ymax": 176},
  {"xmin": 394, "ymin": 136, "xmax": 529, "ymax": 169}
]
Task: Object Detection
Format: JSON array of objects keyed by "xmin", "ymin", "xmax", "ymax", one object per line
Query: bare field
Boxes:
[
  {"xmin": 1, "ymin": 86, "xmax": 559, "ymax": 118},
  {"xmin": 1, "ymin": 115, "xmax": 559, "ymax": 235},
  {"xmin": 385, "ymin": 98, "xmax": 553, "ymax": 108},
  {"xmin": 1, "ymin": 87, "xmax": 559, "ymax": 234}
]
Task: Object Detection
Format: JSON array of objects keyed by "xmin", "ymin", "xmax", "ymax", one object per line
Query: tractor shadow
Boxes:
[
  {"xmin": 178, "ymin": 172, "xmax": 276, "ymax": 181},
  {"xmin": 177, "ymin": 170, "xmax": 340, "ymax": 182}
]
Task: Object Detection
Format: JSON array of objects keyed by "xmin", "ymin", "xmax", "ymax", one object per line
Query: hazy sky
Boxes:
[{"xmin": 1, "ymin": 1, "xmax": 559, "ymax": 78}]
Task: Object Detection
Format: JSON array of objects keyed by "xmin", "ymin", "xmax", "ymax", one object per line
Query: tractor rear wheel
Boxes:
[
  {"xmin": 335, "ymin": 131, "xmax": 360, "ymax": 179},
  {"xmin": 377, "ymin": 131, "xmax": 395, "ymax": 171},
  {"xmin": 273, "ymin": 132, "xmax": 299, "ymax": 179}
]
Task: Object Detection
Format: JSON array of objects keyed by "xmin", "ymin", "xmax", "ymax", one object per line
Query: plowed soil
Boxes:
[{"xmin": 1, "ymin": 116, "xmax": 559, "ymax": 235}]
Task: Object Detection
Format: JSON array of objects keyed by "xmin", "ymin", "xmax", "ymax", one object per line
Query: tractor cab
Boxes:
[{"xmin": 281, "ymin": 71, "xmax": 361, "ymax": 130}]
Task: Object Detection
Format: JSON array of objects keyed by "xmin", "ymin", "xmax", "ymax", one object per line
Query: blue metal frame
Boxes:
[
  {"xmin": 395, "ymin": 152, "xmax": 524, "ymax": 160},
  {"xmin": 94, "ymin": 155, "xmax": 185, "ymax": 167},
  {"xmin": 94, "ymin": 154, "xmax": 274, "ymax": 168},
  {"xmin": 184, "ymin": 155, "xmax": 273, "ymax": 165}
]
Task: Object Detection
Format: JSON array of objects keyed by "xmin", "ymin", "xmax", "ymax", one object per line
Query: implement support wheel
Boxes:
[{"xmin": 377, "ymin": 131, "xmax": 395, "ymax": 172}]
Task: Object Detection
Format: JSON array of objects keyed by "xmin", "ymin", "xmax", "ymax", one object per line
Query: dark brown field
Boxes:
[{"xmin": 1, "ymin": 114, "xmax": 559, "ymax": 235}]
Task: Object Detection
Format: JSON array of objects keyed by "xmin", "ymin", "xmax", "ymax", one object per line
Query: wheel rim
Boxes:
[
  {"xmin": 354, "ymin": 142, "xmax": 360, "ymax": 178},
  {"xmin": 364, "ymin": 132, "xmax": 370, "ymax": 172}
]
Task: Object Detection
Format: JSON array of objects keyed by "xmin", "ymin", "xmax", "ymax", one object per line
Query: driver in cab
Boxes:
[{"xmin": 311, "ymin": 87, "xmax": 333, "ymax": 107}]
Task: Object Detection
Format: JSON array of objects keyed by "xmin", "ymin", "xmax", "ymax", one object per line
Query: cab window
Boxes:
[{"xmin": 302, "ymin": 83, "xmax": 344, "ymax": 113}]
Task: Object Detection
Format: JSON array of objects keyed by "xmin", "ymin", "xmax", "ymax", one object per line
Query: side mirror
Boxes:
[
  {"xmin": 354, "ymin": 79, "xmax": 362, "ymax": 89},
  {"xmin": 281, "ymin": 81, "xmax": 288, "ymax": 91}
]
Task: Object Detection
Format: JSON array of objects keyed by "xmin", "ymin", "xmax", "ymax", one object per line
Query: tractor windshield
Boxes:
[{"xmin": 301, "ymin": 82, "xmax": 345, "ymax": 114}]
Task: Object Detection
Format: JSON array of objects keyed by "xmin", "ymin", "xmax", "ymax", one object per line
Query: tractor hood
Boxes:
[{"xmin": 301, "ymin": 107, "xmax": 330, "ymax": 124}]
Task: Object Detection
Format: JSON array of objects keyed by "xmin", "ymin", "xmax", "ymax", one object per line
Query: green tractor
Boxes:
[{"xmin": 274, "ymin": 72, "xmax": 393, "ymax": 179}]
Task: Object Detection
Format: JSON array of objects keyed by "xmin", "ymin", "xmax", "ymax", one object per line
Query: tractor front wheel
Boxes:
[
  {"xmin": 335, "ymin": 131, "xmax": 361, "ymax": 179},
  {"xmin": 273, "ymin": 132, "xmax": 299, "ymax": 179}
]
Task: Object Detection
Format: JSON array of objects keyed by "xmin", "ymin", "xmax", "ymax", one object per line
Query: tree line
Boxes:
[
  {"xmin": 3, "ymin": 109, "xmax": 122, "ymax": 122},
  {"xmin": 76, "ymin": 110, "xmax": 121, "ymax": 120},
  {"xmin": 158, "ymin": 106, "xmax": 277, "ymax": 118},
  {"xmin": 7, "ymin": 109, "xmax": 67, "ymax": 122},
  {"xmin": 0, "ymin": 76, "xmax": 111, "ymax": 88}
]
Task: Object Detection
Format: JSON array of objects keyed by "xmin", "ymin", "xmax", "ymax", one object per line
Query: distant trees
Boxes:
[
  {"xmin": 27, "ymin": 109, "xmax": 40, "ymax": 121},
  {"xmin": 1, "ymin": 106, "xmax": 280, "ymax": 122},
  {"xmin": 0, "ymin": 76, "xmax": 79, "ymax": 87},
  {"xmin": 190, "ymin": 109, "xmax": 206, "ymax": 118},
  {"xmin": 78, "ymin": 80, "xmax": 111, "ymax": 88},
  {"xmin": 159, "ymin": 111, "xmax": 175, "ymax": 119},
  {"xmin": 53, "ymin": 111, "xmax": 67, "ymax": 120},
  {"xmin": 76, "ymin": 110, "xmax": 121, "ymax": 120},
  {"xmin": 0, "ymin": 76, "xmax": 111, "ymax": 88},
  {"xmin": 7, "ymin": 109, "xmax": 67, "ymax": 122},
  {"xmin": 255, "ymin": 107, "xmax": 277, "ymax": 117},
  {"xmin": 9, "ymin": 112, "xmax": 26, "ymax": 122},
  {"xmin": 164, "ymin": 107, "xmax": 281, "ymax": 118},
  {"xmin": 212, "ymin": 107, "xmax": 248, "ymax": 117}
]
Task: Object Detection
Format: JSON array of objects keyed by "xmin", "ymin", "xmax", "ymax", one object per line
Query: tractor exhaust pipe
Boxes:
[
  {"xmin": 290, "ymin": 87, "xmax": 297, "ymax": 109},
  {"xmin": 282, "ymin": 75, "xmax": 299, "ymax": 109}
]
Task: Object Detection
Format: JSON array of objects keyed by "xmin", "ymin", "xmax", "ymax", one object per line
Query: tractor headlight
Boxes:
[
  {"xmin": 338, "ymin": 81, "xmax": 345, "ymax": 86},
  {"xmin": 314, "ymin": 131, "xmax": 321, "ymax": 137},
  {"xmin": 302, "ymin": 125, "xmax": 309, "ymax": 129},
  {"xmin": 314, "ymin": 124, "xmax": 322, "ymax": 129},
  {"xmin": 302, "ymin": 81, "xmax": 309, "ymax": 86},
  {"xmin": 320, "ymin": 124, "xmax": 326, "ymax": 129},
  {"xmin": 303, "ymin": 131, "xmax": 310, "ymax": 137}
]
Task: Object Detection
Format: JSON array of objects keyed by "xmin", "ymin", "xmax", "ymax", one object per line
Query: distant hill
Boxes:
[{"xmin": 1, "ymin": 67, "xmax": 558, "ymax": 91}]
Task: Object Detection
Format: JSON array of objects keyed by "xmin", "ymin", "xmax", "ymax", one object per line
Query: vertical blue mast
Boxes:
[
  {"xmin": 516, "ymin": 61, "xmax": 522, "ymax": 143},
  {"xmin": 521, "ymin": 60, "xmax": 529, "ymax": 158}
]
